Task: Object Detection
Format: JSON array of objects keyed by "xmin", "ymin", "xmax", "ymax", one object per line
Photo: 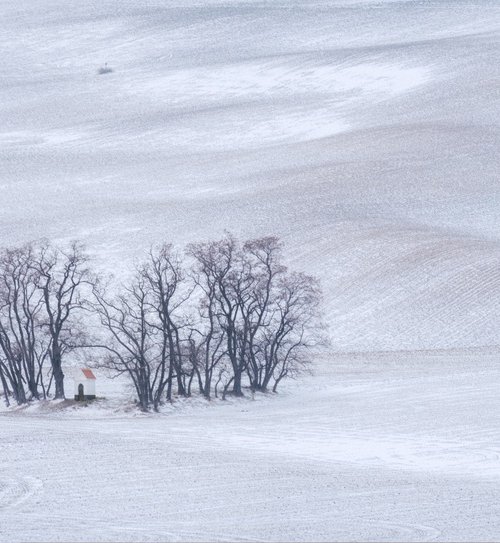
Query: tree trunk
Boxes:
[
  {"xmin": 51, "ymin": 344, "xmax": 65, "ymax": 399},
  {"xmin": 260, "ymin": 372, "xmax": 273, "ymax": 392},
  {"xmin": 165, "ymin": 358, "xmax": 174, "ymax": 402},
  {"xmin": 203, "ymin": 368, "xmax": 212, "ymax": 400},
  {"xmin": 0, "ymin": 370, "xmax": 11, "ymax": 407},
  {"xmin": 232, "ymin": 370, "xmax": 243, "ymax": 397},
  {"xmin": 176, "ymin": 368, "xmax": 186, "ymax": 397}
]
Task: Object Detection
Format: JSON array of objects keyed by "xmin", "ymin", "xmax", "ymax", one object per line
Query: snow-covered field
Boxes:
[
  {"xmin": 2, "ymin": 348, "xmax": 500, "ymax": 541},
  {"xmin": 1, "ymin": 0, "xmax": 500, "ymax": 540},
  {"xmin": 1, "ymin": 0, "xmax": 499, "ymax": 350}
]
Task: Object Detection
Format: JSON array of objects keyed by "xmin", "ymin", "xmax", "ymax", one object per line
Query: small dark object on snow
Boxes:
[{"xmin": 98, "ymin": 63, "xmax": 113, "ymax": 75}]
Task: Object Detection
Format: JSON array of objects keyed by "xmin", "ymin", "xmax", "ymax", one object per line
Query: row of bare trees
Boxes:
[
  {"xmin": 0, "ymin": 235, "xmax": 325, "ymax": 410},
  {"xmin": 0, "ymin": 242, "xmax": 90, "ymax": 405}
]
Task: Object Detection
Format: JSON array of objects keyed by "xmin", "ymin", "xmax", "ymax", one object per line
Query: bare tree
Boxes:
[
  {"xmin": 141, "ymin": 244, "xmax": 191, "ymax": 401},
  {"xmin": 261, "ymin": 272, "xmax": 324, "ymax": 392},
  {"xmin": 90, "ymin": 274, "xmax": 158, "ymax": 411},
  {"xmin": 187, "ymin": 241, "xmax": 230, "ymax": 399},
  {"xmin": 188, "ymin": 235, "xmax": 249, "ymax": 396},
  {"xmin": 89, "ymin": 245, "xmax": 191, "ymax": 410},
  {"xmin": 31, "ymin": 241, "xmax": 91, "ymax": 399},
  {"xmin": 238, "ymin": 237, "xmax": 286, "ymax": 391},
  {"xmin": 188, "ymin": 234, "xmax": 325, "ymax": 397},
  {"xmin": 0, "ymin": 244, "xmax": 51, "ymax": 404}
]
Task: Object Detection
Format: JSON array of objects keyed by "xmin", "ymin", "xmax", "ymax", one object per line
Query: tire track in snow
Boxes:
[
  {"xmin": 0, "ymin": 476, "xmax": 43, "ymax": 510},
  {"xmin": 363, "ymin": 519, "xmax": 441, "ymax": 542}
]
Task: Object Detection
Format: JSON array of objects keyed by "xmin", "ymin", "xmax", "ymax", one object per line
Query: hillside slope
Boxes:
[{"xmin": 1, "ymin": 0, "xmax": 499, "ymax": 351}]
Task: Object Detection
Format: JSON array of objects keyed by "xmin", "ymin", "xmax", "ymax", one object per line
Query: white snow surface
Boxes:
[
  {"xmin": 2, "ymin": 348, "xmax": 500, "ymax": 541},
  {"xmin": 1, "ymin": 0, "xmax": 499, "ymax": 350},
  {"xmin": 1, "ymin": 0, "xmax": 500, "ymax": 540}
]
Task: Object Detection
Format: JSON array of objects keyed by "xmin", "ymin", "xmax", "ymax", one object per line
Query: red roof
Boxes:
[{"xmin": 81, "ymin": 368, "xmax": 96, "ymax": 380}]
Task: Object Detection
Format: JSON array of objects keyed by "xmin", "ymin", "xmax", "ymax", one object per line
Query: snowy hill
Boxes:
[
  {"xmin": 1, "ymin": 0, "xmax": 499, "ymax": 353},
  {"xmin": 2, "ymin": 2, "xmax": 500, "ymax": 541},
  {"xmin": 2, "ymin": 0, "xmax": 499, "ymax": 353}
]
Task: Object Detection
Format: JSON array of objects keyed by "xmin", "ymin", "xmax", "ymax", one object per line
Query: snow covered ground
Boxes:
[
  {"xmin": 1, "ymin": 0, "xmax": 500, "ymax": 540},
  {"xmin": 2, "ymin": 348, "xmax": 500, "ymax": 541},
  {"xmin": 1, "ymin": 0, "xmax": 499, "ymax": 350}
]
